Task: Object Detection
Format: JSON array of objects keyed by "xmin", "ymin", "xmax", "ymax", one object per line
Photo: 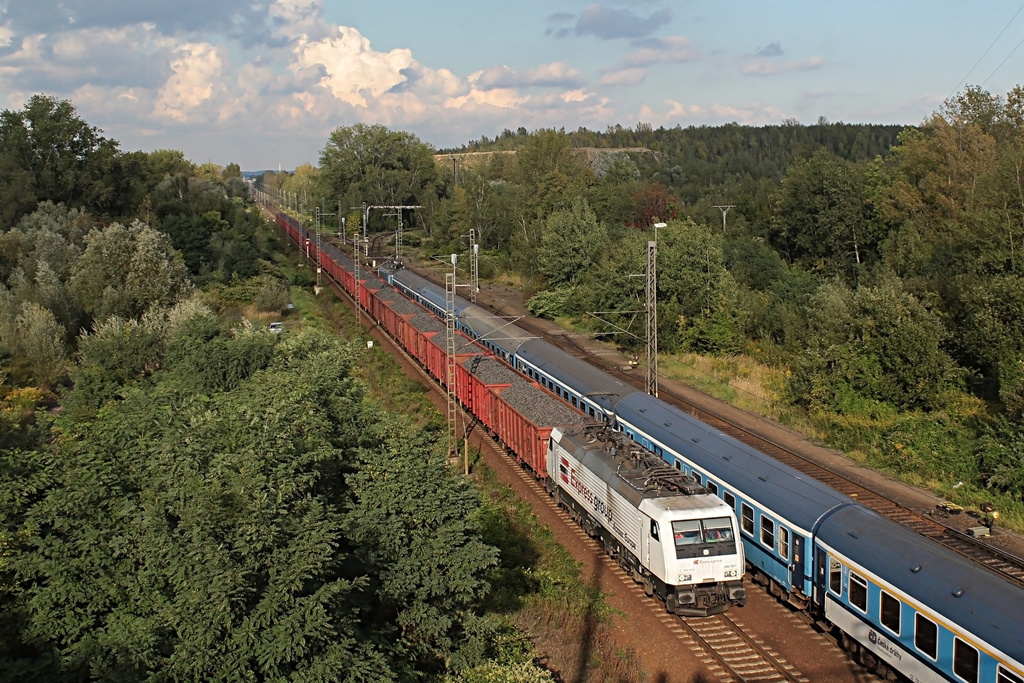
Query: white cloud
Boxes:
[
  {"xmin": 710, "ymin": 102, "xmax": 790, "ymax": 124},
  {"xmin": 472, "ymin": 62, "xmax": 585, "ymax": 89},
  {"xmin": 561, "ymin": 89, "xmax": 591, "ymax": 103},
  {"xmin": 154, "ymin": 42, "xmax": 224, "ymax": 121},
  {"xmin": 294, "ymin": 26, "xmax": 413, "ymax": 107},
  {"xmin": 0, "ymin": 23, "xmax": 14, "ymax": 47},
  {"xmin": 742, "ymin": 56, "xmax": 824, "ymax": 76},
  {"xmin": 446, "ymin": 87, "xmax": 527, "ymax": 111},
  {"xmin": 269, "ymin": 0, "xmax": 329, "ymax": 40},
  {"xmin": 619, "ymin": 36, "xmax": 700, "ymax": 68},
  {"xmin": 599, "ymin": 67, "xmax": 647, "ymax": 86}
]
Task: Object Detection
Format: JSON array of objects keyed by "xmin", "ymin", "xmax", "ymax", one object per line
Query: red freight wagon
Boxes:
[
  {"xmin": 488, "ymin": 382, "xmax": 589, "ymax": 479},
  {"xmin": 490, "ymin": 384, "xmax": 552, "ymax": 476},
  {"xmin": 421, "ymin": 331, "xmax": 479, "ymax": 387},
  {"xmin": 459, "ymin": 359, "xmax": 515, "ymax": 428}
]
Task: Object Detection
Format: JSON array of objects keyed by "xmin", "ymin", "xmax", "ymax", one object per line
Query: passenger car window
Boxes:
[
  {"xmin": 724, "ymin": 491, "xmax": 735, "ymax": 509},
  {"xmin": 998, "ymin": 666, "xmax": 1024, "ymax": 683},
  {"xmin": 741, "ymin": 503, "xmax": 754, "ymax": 535},
  {"xmin": 707, "ymin": 481, "xmax": 719, "ymax": 496},
  {"xmin": 954, "ymin": 638, "xmax": 979, "ymax": 683},
  {"xmin": 778, "ymin": 527, "xmax": 790, "ymax": 560},
  {"xmin": 880, "ymin": 591, "xmax": 901, "ymax": 634},
  {"xmin": 828, "ymin": 558, "xmax": 842, "ymax": 594},
  {"xmin": 760, "ymin": 517, "xmax": 775, "ymax": 550},
  {"xmin": 915, "ymin": 614, "xmax": 938, "ymax": 659},
  {"xmin": 849, "ymin": 572, "xmax": 867, "ymax": 612}
]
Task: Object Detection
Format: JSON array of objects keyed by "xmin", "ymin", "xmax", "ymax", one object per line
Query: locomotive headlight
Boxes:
[
  {"xmin": 679, "ymin": 574, "xmax": 692, "ymax": 583},
  {"xmin": 724, "ymin": 569, "xmax": 738, "ymax": 578}
]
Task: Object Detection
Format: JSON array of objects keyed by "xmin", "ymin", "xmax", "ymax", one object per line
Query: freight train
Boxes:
[
  {"xmin": 266, "ymin": 208, "xmax": 746, "ymax": 617},
  {"xmin": 267, "ymin": 206, "xmax": 1024, "ymax": 682}
]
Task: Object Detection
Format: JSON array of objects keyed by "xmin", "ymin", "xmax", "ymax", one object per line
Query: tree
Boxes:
[
  {"xmin": 657, "ymin": 219, "xmax": 743, "ymax": 353},
  {"xmin": 0, "ymin": 95, "xmax": 123, "ymax": 226},
  {"xmin": 344, "ymin": 425, "xmax": 499, "ymax": 675},
  {"xmin": 319, "ymin": 124, "xmax": 438, "ymax": 222},
  {"xmin": 625, "ymin": 182, "xmax": 679, "ymax": 229},
  {"xmin": 10, "ymin": 302, "xmax": 66, "ymax": 386},
  {"xmin": 771, "ymin": 149, "xmax": 880, "ymax": 279},
  {"xmin": 539, "ymin": 198, "xmax": 606, "ymax": 287},
  {"xmin": 70, "ymin": 221, "xmax": 193, "ymax": 323},
  {"xmin": 789, "ymin": 276, "xmax": 957, "ymax": 413},
  {"xmin": 0, "ymin": 331, "xmax": 404, "ymax": 680}
]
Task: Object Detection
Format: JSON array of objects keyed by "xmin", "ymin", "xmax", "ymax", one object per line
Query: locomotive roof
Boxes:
[
  {"xmin": 555, "ymin": 426, "xmax": 717, "ymax": 510},
  {"xmin": 817, "ymin": 504, "xmax": 1024, "ymax": 666},
  {"xmin": 615, "ymin": 392, "xmax": 850, "ymax": 533}
]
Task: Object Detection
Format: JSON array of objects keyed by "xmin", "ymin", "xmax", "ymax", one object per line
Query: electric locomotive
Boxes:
[{"xmin": 547, "ymin": 425, "xmax": 746, "ymax": 616}]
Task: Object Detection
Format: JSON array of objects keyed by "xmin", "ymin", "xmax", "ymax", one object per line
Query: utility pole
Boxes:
[
  {"xmin": 359, "ymin": 205, "xmax": 422, "ymax": 260},
  {"xmin": 445, "ymin": 255, "xmax": 458, "ymax": 461},
  {"xmin": 315, "ymin": 206, "xmax": 335, "ymax": 292},
  {"xmin": 646, "ymin": 222, "xmax": 665, "ymax": 397},
  {"xmin": 713, "ymin": 204, "xmax": 735, "ymax": 234},
  {"xmin": 646, "ymin": 238, "xmax": 659, "ymax": 397},
  {"xmin": 353, "ymin": 222, "xmax": 362, "ymax": 327},
  {"xmin": 464, "ymin": 229, "xmax": 479, "ymax": 303}
]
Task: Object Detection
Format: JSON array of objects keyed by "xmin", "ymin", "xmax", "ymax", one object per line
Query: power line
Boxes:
[
  {"xmin": 947, "ymin": 1, "xmax": 1024, "ymax": 99},
  {"xmin": 981, "ymin": 32, "xmax": 1024, "ymax": 87}
]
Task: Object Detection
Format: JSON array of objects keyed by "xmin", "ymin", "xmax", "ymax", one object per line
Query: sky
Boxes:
[{"xmin": 2, "ymin": 0, "xmax": 1024, "ymax": 171}]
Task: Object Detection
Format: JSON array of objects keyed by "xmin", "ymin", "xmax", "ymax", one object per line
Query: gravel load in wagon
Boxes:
[
  {"xmin": 464, "ymin": 357, "xmax": 524, "ymax": 387},
  {"xmin": 389, "ymin": 299, "xmax": 422, "ymax": 316},
  {"xmin": 452, "ymin": 338, "xmax": 481, "ymax": 355},
  {"xmin": 375, "ymin": 288, "xmax": 401, "ymax": 302},
  {"xmin": 499, "ymin": 382, "xmax": 588, "ymax": 427},
  {"xmin": 410, "ymin": 315, "xmax": 447, "ymax": 334},
  {"xmin": 361, "ymin": 277, "xmax": 384, "ymax": 290}
]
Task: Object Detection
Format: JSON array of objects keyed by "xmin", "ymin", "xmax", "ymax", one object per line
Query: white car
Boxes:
[{"xmin": 268, "ymin": 322, "xmax": 284, "ymax": 334}]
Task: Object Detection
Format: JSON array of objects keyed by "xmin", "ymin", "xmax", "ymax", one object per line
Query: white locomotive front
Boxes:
[{"xmin": 546, "ymin": 426, "xmax": 746, "ymax": 616}]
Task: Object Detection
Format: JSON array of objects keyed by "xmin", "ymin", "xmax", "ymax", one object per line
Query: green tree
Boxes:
[
  {"xmin": 319, "ymin": 124, "xmax": 438, "ymax": 225},
  {"xmin": 10, "ymin": 302, "xmax": 66, "ymax": 385},
  {"xmin": 658, "ymin": 219, "xmax": 744, "ymax": 354},
  {"xmin": 790, "ymin": 276, "xmax": 957, "ymax": 413},
  {"xmin": 344, "ymin": 425, "xmax": 499, "ymax": 675},
  {"xmin": 1, "ymin": 331, "xmax": 400, "ymax": 680},
  {"xmin": 771, "ymin": 149, "xmax": 880, "ymax": 279},
  {"xmin": 70, "ymin": 221, "xmax": 192, "ymax": 322},
  {"xmin": 539, "ymin": 198, "xmax": 606, "ymax": 287},
  {"xmin": 0, "ymin": 95, "xmax": 124, "ymax": 226}
]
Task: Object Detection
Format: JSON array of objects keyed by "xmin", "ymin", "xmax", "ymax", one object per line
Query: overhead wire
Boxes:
[
  {"xmin": 981, "ymin": 32, "xmax": 1024, "ymax": 87},
  {"xmin": 947, "ymin": 1, "xmax": 1024, "ymax": 99}
]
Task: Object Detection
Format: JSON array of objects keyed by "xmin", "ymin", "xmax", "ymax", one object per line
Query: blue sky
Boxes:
[{"xmin": 1, "ymin": 0, "xmax": 1023, "ymax": 170}]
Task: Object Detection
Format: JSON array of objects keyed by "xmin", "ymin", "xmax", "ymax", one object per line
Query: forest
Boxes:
[{"xmin": 3, "ymin": 84, "xmax": 1024, "ymax": 678}]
